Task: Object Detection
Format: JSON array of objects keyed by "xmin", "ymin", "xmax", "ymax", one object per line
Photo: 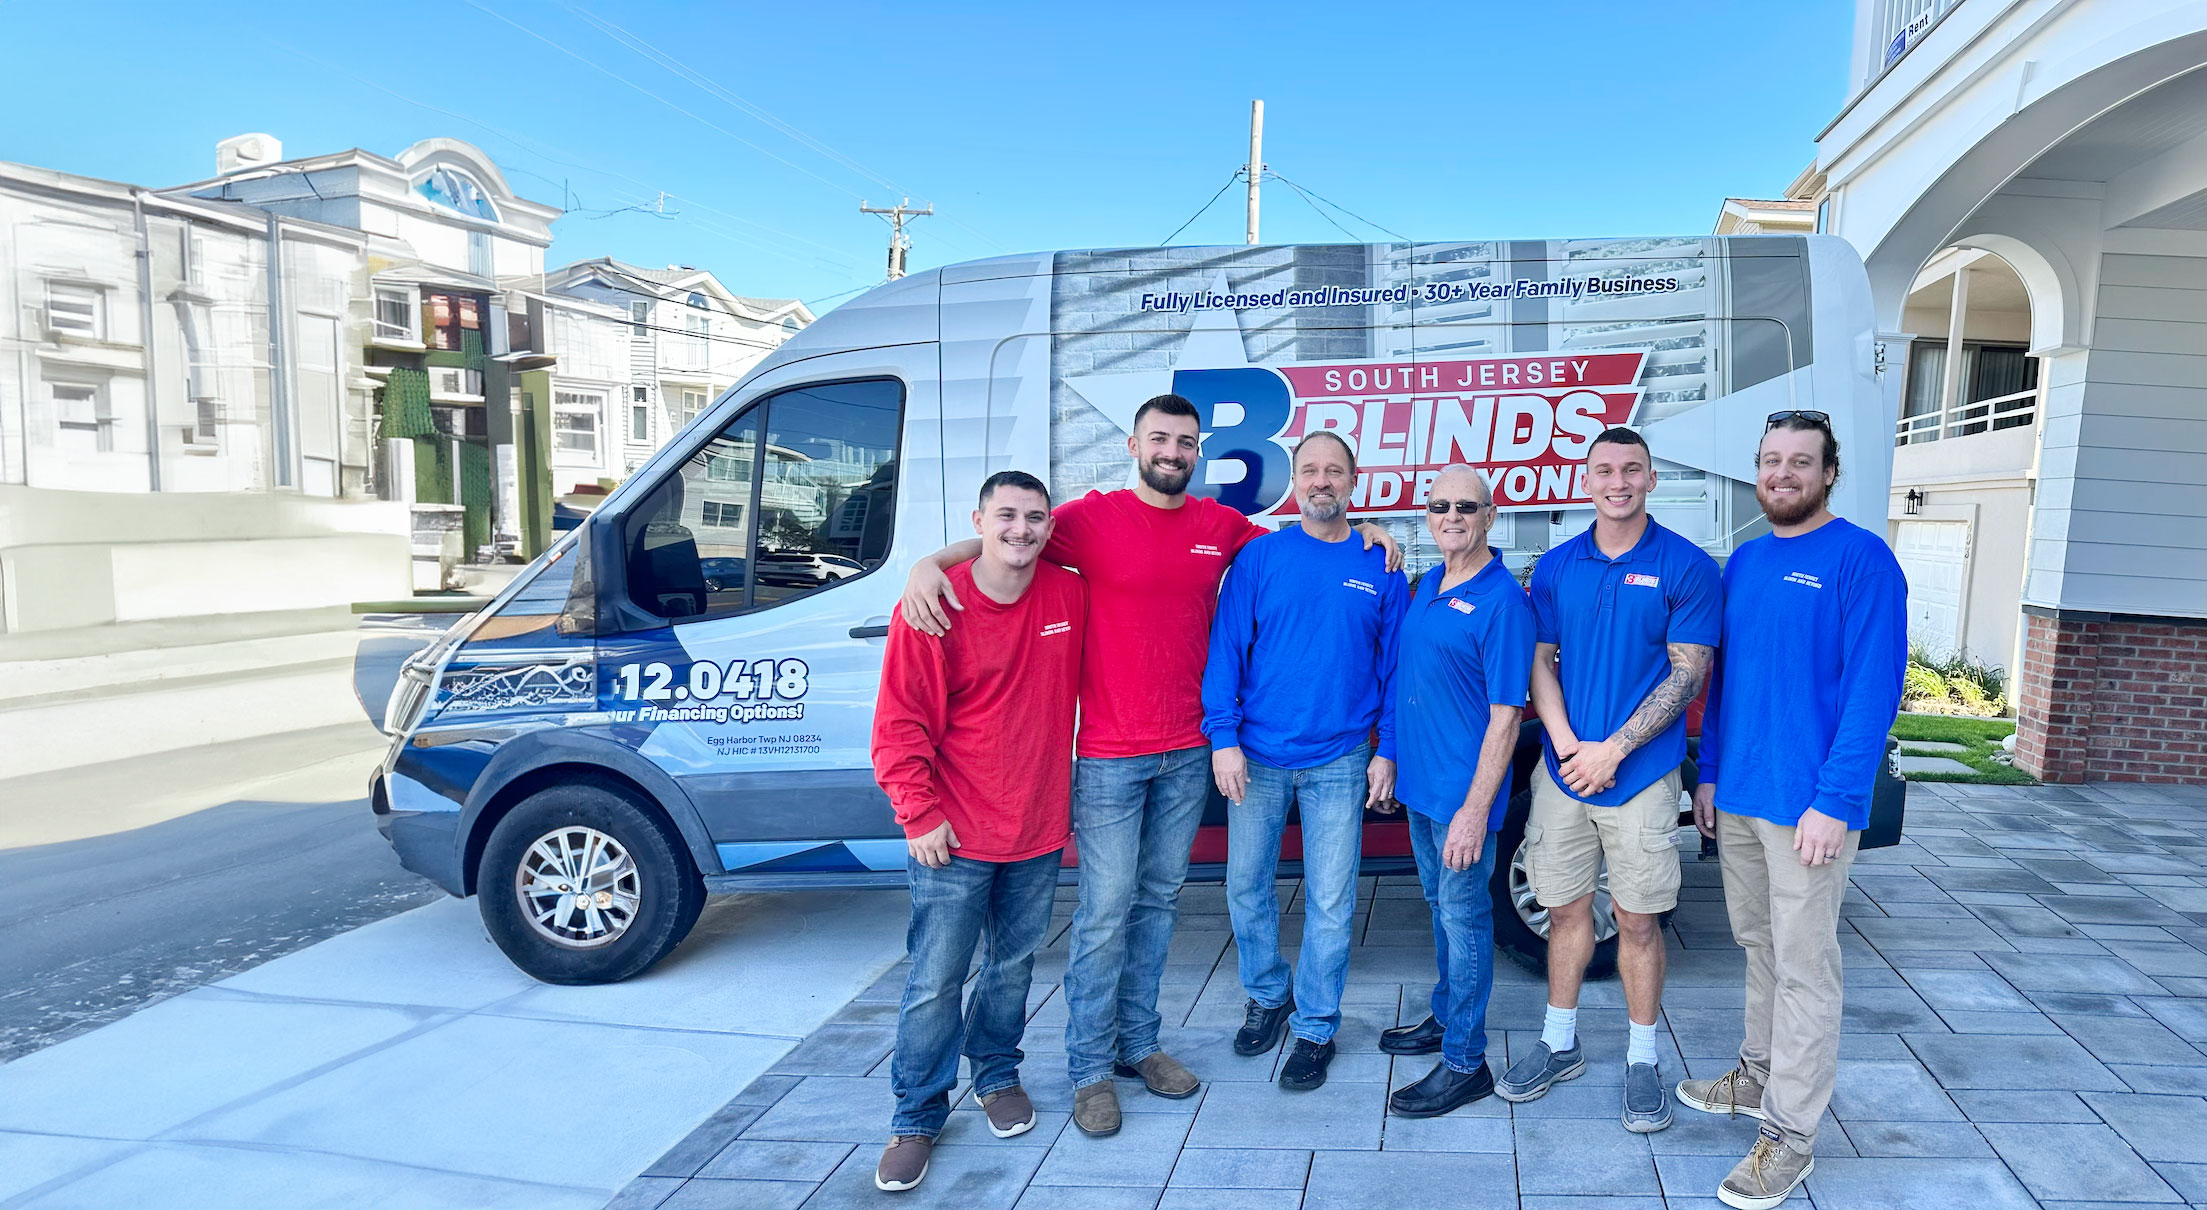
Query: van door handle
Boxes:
[{"xmin": 849, "ymin": 622, "xmax": 891, "ymax": 639}]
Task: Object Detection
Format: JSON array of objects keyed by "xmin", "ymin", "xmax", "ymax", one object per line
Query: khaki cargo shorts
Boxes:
[{"xmin": 1525, "ymin": 764, "xmax": 1684, "ymax": 914}]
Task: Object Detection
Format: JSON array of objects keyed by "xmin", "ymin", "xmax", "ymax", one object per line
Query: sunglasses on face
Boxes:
[
  {"xmin": 1426, "ymin": 499, "xmax": 1490, "ymax": 515},
  {"xmin": 1765, "ymin": 409, "xmax": 1831, "ymax": 430}
]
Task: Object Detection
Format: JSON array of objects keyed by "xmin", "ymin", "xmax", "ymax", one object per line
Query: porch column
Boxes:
[{"xmin": 1937, "ymin": 265, "xmax": 1971, "ymax": 437}]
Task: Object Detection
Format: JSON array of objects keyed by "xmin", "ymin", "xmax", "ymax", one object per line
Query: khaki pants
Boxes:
[{"xmin": 1718, "ymin": 809, "xmax": 1859, "ymax": 1151}]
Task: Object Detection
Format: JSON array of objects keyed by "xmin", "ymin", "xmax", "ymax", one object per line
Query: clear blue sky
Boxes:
[{"xmin": 1, "ymin": 0, "xmax": 1854, "ymax": 308}]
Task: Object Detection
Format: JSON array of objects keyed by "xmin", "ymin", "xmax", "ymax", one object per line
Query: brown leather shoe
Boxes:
[
  {"xmin": 1113, "ymin": 1052, "xmax": 1200, "ymax": 1099},
  {"xmin": 1072, "ymin": 1080, "xmax": 1122, "ymax": 1137},
  {"xmin": 978, "ymin": 1085, "xmax": 1035, "ymax": 1138},
  {"xmin": 874, "ymin": 1135, "xmax": 933, "ymax": 1192}
]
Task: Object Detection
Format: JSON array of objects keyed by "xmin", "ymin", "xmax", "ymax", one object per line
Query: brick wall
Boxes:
[{"xmin": 2016, "ymin": 610, "xmax": 2207, "ymax": 783}]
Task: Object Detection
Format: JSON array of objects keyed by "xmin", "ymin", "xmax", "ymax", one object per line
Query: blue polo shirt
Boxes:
[
  {"xmin": 1392, "ymin": 551, "xmax": 1535, "ymax": 829},
  {"xmin": 1530, "ymin": 518, "xmax": 1722, "ymax": 806}
]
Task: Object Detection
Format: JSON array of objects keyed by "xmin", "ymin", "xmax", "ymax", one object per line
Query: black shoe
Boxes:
[
  {"xmin": 1378, "ymin": 1015, "xmax": 1444, "ymax": 1055},
  {"xmin": 1389, "ymin": 1060, "xmax": 1496, "ymax": 1118},
  {"xmin": 1277, "ymin": 1038, "xmax": 1336, "ymax": 1091},
  {"xmin": 1234, "ymin": 996, "xmax": 1294, "ymax": 1057}
]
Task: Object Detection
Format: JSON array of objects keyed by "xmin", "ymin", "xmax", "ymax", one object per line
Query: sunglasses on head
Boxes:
[
  {"xmin": 1765, "ymin": 409, "xmax": 1831, "ymax": 430},
  {"xmin": 1426, "ymin": 499, "xmax": 1490, "ymax": 515}
]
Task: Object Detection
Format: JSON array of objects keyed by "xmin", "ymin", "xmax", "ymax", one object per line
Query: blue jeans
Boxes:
[
  {"xmin": 890, "ymin": 849, "xmax": 1060, "ymax": 1138},
  {"xmin": 1226, "ymin": 742, "xmax": 1369, "ymax": 1045},
  {"xmin": 1408, "ymin": 809, "xmax": 1499, "ymax": 1073},
  {"xmin": 1063, "ymin": 745, "xmax": 1212, "ymax": 1089}
]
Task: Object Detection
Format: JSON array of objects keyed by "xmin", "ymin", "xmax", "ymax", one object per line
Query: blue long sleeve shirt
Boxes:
[
  {"xmin": 1700, "ymin": 517, "xmax": 1908, "ymax": 829},
  {"xmin": 1202, "ymin": 525, "xmax": 1408, "ymax": 769}
]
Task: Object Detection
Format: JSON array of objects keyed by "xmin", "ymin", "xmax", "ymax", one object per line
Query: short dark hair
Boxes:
[
  {"xmin": 978, "ymin": 469, "xmax": 1051, "ymax": 510},
  {"xmin": 1761, "ymin": 415, "xmax": 1842, "ymax": 483},
  {"xmin": 1132, "ymin": 393, "xmax": 1200, "ymax": 431},
  {"xmin": 1293, "ymin": 429, "xmax": 1357, "ymax": 478},
  {"xmin": 1588, "ymin": 426, "xmax": 1649, "ymax": 461}
]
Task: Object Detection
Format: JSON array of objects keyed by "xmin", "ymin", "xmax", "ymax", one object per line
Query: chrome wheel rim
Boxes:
[
  {"xmin": 515, "ymin": 826, "xmax": 642, "ymax": 949},
  {"xmin": 1509, "ymin": 838, "xmax": 1618, "ymax": 944}
]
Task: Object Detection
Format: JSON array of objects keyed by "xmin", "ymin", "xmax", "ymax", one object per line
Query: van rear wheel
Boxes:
[{"xmin": 478, "ymin": 784, "xmax": 704, "ymax": 985}]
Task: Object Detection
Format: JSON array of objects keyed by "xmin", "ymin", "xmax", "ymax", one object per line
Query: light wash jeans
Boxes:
[
  {"xmin": 1226, "ymin": 742, "xmax": 1370, "ymax": 1045},
  {"xmin": 1408, "ymin": 809, "xmax": 1499, "ymax": 1073},
  {"xmin": 1063, "ymin": 745, "xmax": 1212, "ymax": 1089},
  {"xmin": 889, "ymin": 849, "xmax": 1060, "ymax": 1138}
]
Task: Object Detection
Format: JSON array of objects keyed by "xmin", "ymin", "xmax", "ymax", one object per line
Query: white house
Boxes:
[
  {"xmin": 0, "ymin": 158, "xmax": 407, "ymax": 634},
  {"xmin": 1813, "ymin": 0, "xmax": 2207, "ymax": 784},
  {"xmin": 540, "ymin": 258, "xmax": 813, "ymax": 477}
]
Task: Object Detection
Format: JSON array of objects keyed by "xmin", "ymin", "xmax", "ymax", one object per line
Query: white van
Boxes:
[{"xmin": 367, "ymin": 236, "xmax": 1902, "ymax": 984}]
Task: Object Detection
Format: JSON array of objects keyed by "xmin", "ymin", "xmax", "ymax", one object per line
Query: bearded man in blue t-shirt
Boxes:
[{"xmin": 1676, "ymin": 413, "xmax": 1906, "ymax": 1210}]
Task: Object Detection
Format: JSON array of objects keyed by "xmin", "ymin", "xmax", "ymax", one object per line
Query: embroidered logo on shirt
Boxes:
[
  {"xmin": 1342, "ymin": 578, "xmax": 1378, "ymax": 596},
  {"xmin": 1447, "ymin": 598, "xmax": 1475, "ymax": 615},
  {"xmin": 1040, "ymin": 620, "xmax": 1073, "ymax": 637},
  {"xmin": 1623, "ymin": 573, "xmax": 1661, "ymax": 587},
  {"xmin": 1783, "ymin": 572, "xmax": 1824, "ymax": 589},
  {"xmin": 1190, "ymin": 543, "xmax": 1224, "ymax": 557}
]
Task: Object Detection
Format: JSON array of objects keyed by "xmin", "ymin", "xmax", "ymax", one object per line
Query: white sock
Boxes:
[
  {"xmin": 1627, "ymin": 1017, "xmax": 1661, "ymax": 1067},
  {"xmin": 1541, "ymin": 1004, "xmax": 1577, "ymax": 1052}
]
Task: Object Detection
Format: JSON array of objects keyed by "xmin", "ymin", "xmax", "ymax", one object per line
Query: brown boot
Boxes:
[
  {"xmin": 1113, "ymin": 1052, "xmax": 1200, "ymax": 1099},
  {"xmin": 1072, "ymin": 1080, "xmax": 1121, "ymax": 1137},
  {"xmin": 873, "ymin": 1135, "xmax": 933, "ymax": 1192}
]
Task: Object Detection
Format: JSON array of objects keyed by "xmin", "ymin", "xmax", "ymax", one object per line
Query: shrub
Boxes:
[{"xmin": 1905, "ymin": 644, "xmax": 2008, "ymax": 717}]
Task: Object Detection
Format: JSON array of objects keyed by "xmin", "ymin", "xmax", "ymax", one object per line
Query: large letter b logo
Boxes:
[{"xmin": 1173, "ymin": 367, "xmax": 1292, "ymax": 517}]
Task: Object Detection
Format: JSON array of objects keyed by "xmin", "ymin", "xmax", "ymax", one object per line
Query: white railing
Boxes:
[{"xmin": 1894, "ymin": 387, "xmax": 2036, "ymax": 446}]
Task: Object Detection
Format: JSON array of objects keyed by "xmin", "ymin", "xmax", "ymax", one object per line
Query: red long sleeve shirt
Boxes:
[{"xmin": 870, "ymin": 559, "xmax": 1086, "ymax": 863}]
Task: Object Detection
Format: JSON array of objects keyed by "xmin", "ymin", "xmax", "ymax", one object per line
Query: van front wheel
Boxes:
[{"xmin": 478, "ymin": 784, "xmax": 704, "ymax": 985}]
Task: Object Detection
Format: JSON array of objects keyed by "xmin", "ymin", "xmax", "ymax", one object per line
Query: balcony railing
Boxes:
[{"xmin": 1894, "ymin": 387, "xmax": 2036, "ymax": 446}]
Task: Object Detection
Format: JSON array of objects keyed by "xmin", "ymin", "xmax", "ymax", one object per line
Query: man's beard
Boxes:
[
  {"xmin": 1758, "ymin": 477, "xmax": 1829, "ymax": 527},
  {"xmin": 1138, "ymin": 456, "xmax": 1192, "ymax": 496},
  {"xmin": 1301, "ymin": 492, "xmax": 1346, "ymax": 524}
]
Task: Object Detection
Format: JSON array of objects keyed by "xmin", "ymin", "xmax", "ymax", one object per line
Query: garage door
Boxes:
[{"xmin": 1894, "ymin": 519, "xmax": 1968, "ymax": 658}]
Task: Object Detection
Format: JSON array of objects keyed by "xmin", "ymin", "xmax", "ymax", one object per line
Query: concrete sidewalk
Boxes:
[
  {"xmin": 0, "ymin": 888, "xmax": 910, "ymax": 1209},
  {"xmin": 619, "ymin": 779, "xmax": 2207, "ymax": 1210}
]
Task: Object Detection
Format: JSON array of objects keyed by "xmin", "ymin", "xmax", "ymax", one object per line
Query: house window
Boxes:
[
  {"xmin": 630, "ymin": 404, "xmax": 650, "ymax": 442},
  {"xmin": 189, "ymin": 395, "xmax": 221, "ymax": 449},
  {"xmin": 630, "ymin": 300, "xmax": 651, "ymax": 335},
  {"xmin": 52, "ymin": 380, "xmax": 113, "ymax": 452},
  {"xmin": 684, "ymin": 310, "xmax": 711, "ymax": 370},
  {"xmin": 680, "ymin": 389, "xmax": 707, "ymax": 423},
  {"xmin": 374, "ymin": 286, "xmax": 420, "ymax": 343},
  {"xmin": 701, "ymin": 499, "xmax": 744, "ymax": 528},
  {"xmin": 424, "ymin": 292, "xmax": 480, "ymax": 351},
  {"xmin": 553, "ymin": 389, "xmax": 604, "ymax": 460},
  {"xmin": 781, "ymin": 315, "xmax": 801, "ymax": 336},
  {"xmin": 46, "ymin": 282, "xmax": 103, "ymax": 339},
  {"xmin": 468, "ymin": 231, "xmax": 493, "ymax": 279}
]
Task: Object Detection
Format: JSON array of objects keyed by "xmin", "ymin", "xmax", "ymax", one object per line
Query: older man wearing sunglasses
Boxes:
[{"xmin": 1381, "ymin": 464, "xmax": 1534, "ymax": 1118}]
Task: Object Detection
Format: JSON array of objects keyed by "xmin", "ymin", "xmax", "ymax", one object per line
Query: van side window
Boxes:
[{"xmin": 624, "ymin": 378, "xmax": 902, "ymax": 621}]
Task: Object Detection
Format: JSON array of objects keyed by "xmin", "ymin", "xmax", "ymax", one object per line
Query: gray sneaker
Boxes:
[
  {"xmin": 1494, "ymin": 1040, "xmax": 1585, "ymax": 1103},
  {"xmin": 1622, "ymin": 1062, "xmax": 1673, "ymax": 1132}
]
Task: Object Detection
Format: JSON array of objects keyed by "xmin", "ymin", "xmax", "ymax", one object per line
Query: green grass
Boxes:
[{"xmin": 1891, "ymin": 713, "xmax": 2035, "ymax": 785}]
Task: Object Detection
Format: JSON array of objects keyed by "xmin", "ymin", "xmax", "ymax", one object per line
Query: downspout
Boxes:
[
  {"xmin": 266, "ymin": 212, "xmax": 296, "ymax": 488},
  {"xmin": 132, "ymin": 191, "xmax": 162, "ymax": 491}
]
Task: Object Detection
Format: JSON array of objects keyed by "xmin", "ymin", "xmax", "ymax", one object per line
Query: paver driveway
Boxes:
[{"xmin": 614, "ymin": 780, "xmax": 2207, "ymax": 1210}]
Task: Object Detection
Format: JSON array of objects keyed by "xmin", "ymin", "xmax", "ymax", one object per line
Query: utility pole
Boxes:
[
  {"xmin": 1245, "ymin": 99, "xmax": 1264, "ymax": 245},
  {"xmin": 860, "ymin": 197, "xmax": 933, "ymax": 279}
]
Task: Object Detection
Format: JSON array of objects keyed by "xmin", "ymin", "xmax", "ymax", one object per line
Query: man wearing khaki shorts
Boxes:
[{"xmin": 1494, "ymin": 428, "xmax": 1719, "ymax": 1134}]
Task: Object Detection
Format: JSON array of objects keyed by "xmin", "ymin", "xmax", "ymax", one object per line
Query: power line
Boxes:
[
  {"xmin": 805, "ymin": 280, "xmax": 884, "ymax": 308},
  {"xmin": 1159, "ymin": 172, "xmax": 1246, "ymax": 246},
  {"xmin": 1271, "ymin": 174, "xmax": 1362, "ymax": 242},
  {"xmin": 1265, "ymin": 171, "xmax": 1412, "ymax": 243}
]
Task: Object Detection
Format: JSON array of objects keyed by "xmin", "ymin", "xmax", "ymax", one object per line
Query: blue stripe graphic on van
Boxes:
[{"xmin": 716, "ymin": 839, "xmax": 908, "ymax": 874}]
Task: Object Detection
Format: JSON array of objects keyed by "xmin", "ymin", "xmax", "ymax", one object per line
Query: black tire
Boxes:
[
  {"xmin": 1488, "ymin": 784, "xmax": 1621, "ymax": 981},
  {"xmin": 478, "ymin": 783, "xmax": 705, "ymax": 985}
]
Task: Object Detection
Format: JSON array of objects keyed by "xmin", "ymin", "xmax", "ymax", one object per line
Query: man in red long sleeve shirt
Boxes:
[{"xmin": 869, "ymin": 470, "xmax": 1086, "ymax": 1194}]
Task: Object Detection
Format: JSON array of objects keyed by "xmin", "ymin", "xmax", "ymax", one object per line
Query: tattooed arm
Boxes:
[{"xmin": 1554, "ymin": 642, "xmax": 1715, "ymax": 795}]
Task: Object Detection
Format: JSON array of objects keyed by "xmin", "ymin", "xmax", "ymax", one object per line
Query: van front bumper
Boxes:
[{"xmin": 369, "ymin": 768, "xmax": 467, "ymax": 897}]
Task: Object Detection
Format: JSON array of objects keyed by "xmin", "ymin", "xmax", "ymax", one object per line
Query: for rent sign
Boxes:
[{"xmin": 1173, "ymin": 350, "xmax": 1649, "ymax": 518}]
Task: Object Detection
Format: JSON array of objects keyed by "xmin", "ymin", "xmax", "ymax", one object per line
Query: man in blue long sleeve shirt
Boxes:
[
  {"xmin": 1676, "ymin": 414, "xmax": 1906, "ymax": 1210},
  {"xmin": 1203, "ymin": 430, "xmax": 1407, "ymax": 1093}
]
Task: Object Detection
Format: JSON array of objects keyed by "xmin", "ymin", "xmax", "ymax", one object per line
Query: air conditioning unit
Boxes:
[{"xmin": 429, "ymin": 367, "xmax": 483, "ymax": 397}]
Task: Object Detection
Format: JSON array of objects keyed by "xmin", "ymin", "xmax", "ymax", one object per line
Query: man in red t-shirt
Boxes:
[
  {"xmin": 869, "ymin": 471, "xmax": 1086, "ymax": 1192},
  {"xmin": 901, "ymin": 395, "xmax": 1399, "ymax": 1137}
]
